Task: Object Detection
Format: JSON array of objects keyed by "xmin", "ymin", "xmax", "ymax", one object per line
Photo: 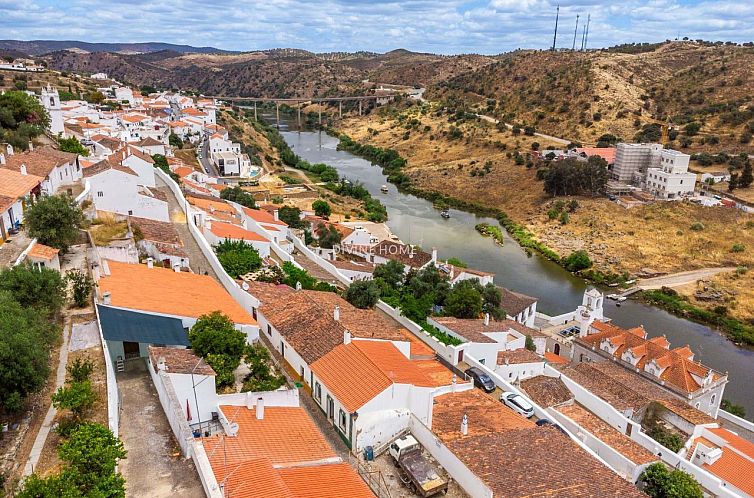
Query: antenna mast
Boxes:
[
  {"xmin": 552, "ymin": 5, "xmax": 560, "ymax": 51},
  {"xmin": 580, "ymin": 22, "xmax": 587, "ymax": 50},
  {"xmin": 583, "ymin": 14, "xmax": 591, "ymax": 51},
  {"xmin": 572, "ymin": 14, "xmax": 580, "ymax": 51}
]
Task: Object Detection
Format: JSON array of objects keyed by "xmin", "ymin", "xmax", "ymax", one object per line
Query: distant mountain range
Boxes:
[{"xmin": 0, "ymin": 40, "xmax": 234, "ymax": 56}]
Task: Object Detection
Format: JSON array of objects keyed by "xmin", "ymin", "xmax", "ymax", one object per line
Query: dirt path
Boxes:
[
  {"xmin": 475, "ymin": 113, "xmax": 572, "ymax": 146},
  {"xmin": 637, "ymin": 267, "xmax": 737, "ymax": 290}
]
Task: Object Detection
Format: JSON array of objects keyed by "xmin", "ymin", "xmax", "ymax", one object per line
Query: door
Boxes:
[
  {"xmin": 327, "ymin": 395, "xmax": 334, "ymax": 421},
  {"xmin": 123, "ymin": 341, "xmax": 141, "ymax": 360},
  {"xmin": 554, "ymin": 343, "xmax": 561, "ymax": 355}
]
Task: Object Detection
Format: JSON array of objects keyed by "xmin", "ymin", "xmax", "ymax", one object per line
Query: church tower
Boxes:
[{"xmin": 40, "ymin": 86, "xmax": 64, "ymax": 136}]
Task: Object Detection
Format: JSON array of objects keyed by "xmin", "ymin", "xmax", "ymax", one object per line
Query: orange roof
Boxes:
[
  {"xmin": 0, "ymin": 169, "xmax": 43, "ymax": 200},
  {"xmin": 708, "ymin": 427, "xmax": 754, "ymax": 458},
  {"xmin": 183, "ymin": 107, "xmax": 205, "ymax": 116},
  {"xmin": 208, "ymin": 221, "xmax": 269, "ymax": 242},
  {"xmin": 28, "ymin": 242, "xmax": 59, "ymax": 260},
  {"xmin": 188, "ymin": 196, "xmax": 235, "ymax": 215},
  {"xmin": 173, "ymin": 166, "xmax": 195, "ymax": 178},
  {"xmin": 310, "ymin": 343, "xmax": 392, "ymax": 412},
  {"xmin": 121, "ymin": 114, "xmax": 147, "ymax": 123},
  {"xmin": 279, "ymin": 463, "xmax": 374, "ymax": 498},
  {"xmin": 203, "ymin": 405, "xmax": 336, "ymax": 473},
  {"xmin": 98, "ymin": 260, "xmax": 255, "ymax": 324},
  {"xmin": 576, "ymin": 147, "xmax": 616, "ymax": 164},
  {"xmin": 243, "ymin": 206, "xmax": 287, "ymax": 227},
  {"xmin": 545, "ymin": 352, "xmax": 569, "ymax": 365},
  {"xmin": 168, "ymin": 120, "xmax": 187, "ymax": 127},
  {"xmin": 697, "ymin": 442, "xmax": 754, "ymax": 496},
  {"xmin": 354, "ymin": 340, "xmax": 449, "ymax": 387},
  {"xmin": 217, "ymin": 458, "xmax": 292, "ymax": 498}
]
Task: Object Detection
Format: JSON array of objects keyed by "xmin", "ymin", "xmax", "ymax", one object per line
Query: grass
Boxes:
[
  {"xmin": 475, "ymin": 223, "xmax": 504, "ymax": 245},
  {"xmin": 89, "ymin": 217, "xmax": 128, "ymax": 246}
]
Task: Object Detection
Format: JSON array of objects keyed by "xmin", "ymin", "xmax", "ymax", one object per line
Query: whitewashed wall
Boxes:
[{"xmin": 94, "ymin": 303, "xmax": 120, "ymax": 437}]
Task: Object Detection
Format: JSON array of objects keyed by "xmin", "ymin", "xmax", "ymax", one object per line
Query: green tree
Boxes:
[
  {"xmin": 344, "ymin": 279, "xmax": 381, "ymax": 309},
  {"xmin": 151, "ymin": 153, "xmax": 180, "ymax": 183},
  {"xmin": 525, "ymin": 335, "xmax": 536, "ymax": 352},
  {"xmin": 0, "ymin": 90, "xmax": 49, "ymax": 131},
  {"xmin": 66, "ymin": 269, "xmax": 93, "ymax": 308},
  {"xmin": 543, "ymin": 156, "xmax": 608, "ymax": 196},
  {"xmin": 639, "ymin": 462, "xmax": 703, "ymax": 498},
  {"xmin": 0, "ymin": 263, "xmax": 66, "ymax": 315},
  {"xmin": 444, "ymin": 284, "xmax": 483, "ymax": 319},
  {"xmin": 220, "ymin": 186, "xmax": 256, "ymax": 209},
  {"xmin": 721, "ymin": 399, "xmax": 746, "ymax": 418},
  {"xmin": 315, "ymin": 223, "xmax": 342, "ymax": 249},
  {"xmin": 242, "ymin": 344, "xmax": 285, "ymax": 392},
  {"xmin": 168, "ymin": 132, "xmax": 183, "ymax": 148},
  {"xmin": 739, "ymin": 160, "xmax": 753, "ymax": 189},
  {"xmin": 373, "ymin": 260, "xmax": 406, "ymax": 290},
  {"xmin": 25, "ymin": 194, "xmax": 86, "ymax": 253},
  {"xmin": 312, "ymin": 199, "xmax": 332, "ymax": 218},
  {"xmin": 729, "ymin": 172, "xmax": 739, "ymax": 192},
  {"xmin": 0, "ymin": 292, "xmax": 57, "ymax": 411},
  {"xmin": 189, "ymin": 311, "xmax": 246, "ymax": 359},
  {"xmin": 57, "ymin": 136, "xmax": 89, "ymax": 156},
  {"xmin": 52, "ymin": 380, "xmax": 96, "ymax": 419},
  {"xmin": 278, "ymin": 206, "xmax": 305, "ymax": 228},
  {"xmin": 84, "ymin": 91, "xmax": 105, "ymax": 105},
  {"xmin": 563, "ymin": 250, "xmax": 593, "ymax": 272},
  {"xmin": 215, "ymin": 239, "xmax": 262, "ymax": 278},
  {"xmin": 59, "ymin": 422, "xmax": 127, "ymax": 492}
]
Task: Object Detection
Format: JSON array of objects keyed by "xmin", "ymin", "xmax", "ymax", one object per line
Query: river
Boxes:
[{"xmin": 272, "ymin": 120, "xmax": 753, "ymax": 417}]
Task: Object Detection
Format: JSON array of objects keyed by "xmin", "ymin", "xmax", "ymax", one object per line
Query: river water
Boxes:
[{"xmin": 274, "ymin": 122, "xmax": 753, "ymax": 416}]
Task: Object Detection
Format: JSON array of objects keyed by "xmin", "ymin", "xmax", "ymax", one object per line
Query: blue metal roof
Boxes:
[{"xmin": 98, "ymin": 305, "xmax": 190, "ymax": 346}]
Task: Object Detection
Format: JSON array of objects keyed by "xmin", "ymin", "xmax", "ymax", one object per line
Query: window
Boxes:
[
  {"xmin": 339, "ymin": 409, "xmax": 347, "ymax": 431},
  {"xmin": 509, "ymin": 372, "xmax": 513, "ymax": 378},
  {"xmin": 97, "ymin": 191, "xmax": 104, "ymax": 197},
  {"xmin": 314, "ymin": 382, "xmax": 321, "ymax": 402},
  {"xmin": 710, "ymin": 394, "xmax": 716, "ymax": 407},
  {"xmin": 267, "ymin": 324, "xmax": 271, "ymax": 336},
  {"xmin": 128, "ymin": 210, "xmax": 133, "ymax": 215}
]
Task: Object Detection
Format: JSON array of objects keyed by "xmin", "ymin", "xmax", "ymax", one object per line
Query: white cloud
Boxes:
[{"xmin": 1, "ymin": 0, "xmax": 753, "ymax": 54}]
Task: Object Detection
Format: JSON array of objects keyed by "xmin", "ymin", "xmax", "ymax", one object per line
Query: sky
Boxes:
[{"xmin": 2, "ymin": 0, "xmax": 753, "ymax": 55}]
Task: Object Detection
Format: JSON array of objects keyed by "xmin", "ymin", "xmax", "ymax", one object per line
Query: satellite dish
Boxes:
[{"xmin": 241, "ymin": 282, "xmax": 250, "ymax": 291}]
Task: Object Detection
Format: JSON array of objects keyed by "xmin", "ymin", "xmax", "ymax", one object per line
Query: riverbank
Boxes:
[{"xmin": 334, "ymin": 127, "xmax": 754, "ymax": 347}]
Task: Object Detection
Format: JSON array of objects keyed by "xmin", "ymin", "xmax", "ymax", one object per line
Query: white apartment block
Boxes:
[
  {"xmin": 611, "ymin": 143, "xmax": 663, "ymax": 183},
  {"xmin": 645, "ymin": 149, "xmax": 696, "ymax": 200}
]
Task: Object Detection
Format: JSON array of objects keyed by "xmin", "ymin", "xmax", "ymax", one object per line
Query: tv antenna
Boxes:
[{"xmin": 552, "ymin": 5, "xmax": 560, "ymax": 51}]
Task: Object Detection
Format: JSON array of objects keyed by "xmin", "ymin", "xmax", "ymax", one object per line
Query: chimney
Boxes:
[
  {"xmin": 451, "ymin": 374, "xmax": 457, "ymax": 392},
  {"xmin": 484, "ymin": 313, "xmax": 490, "ymax": 326},
  {"xmin": 461, "ymin": 414, "xmax": 468, "ymax": 436},
  {"xmin": 333, "ymin": 305, "xmax": 340, "ymax": 321},
  {"xmin": 0, "ymin": 153, "xmax": 5, "ymax": 165},
  {"xmin": 343, "ymin": 329, "xmax": 351, "ymax": 345},
  {"xmin": 19, "ymin": 163, "xmax": 27, "ymax": 175},
  {"xmin": 256, "ymin": 397, "xmax": 265, "ymax": 420},
  {"xmin": 157, "ymin": 356, "xmax": 167, "ymax": 371},
  {"xmin": 147, "ymin": 257, "xmax": 154, "ymax": 269},
  {"xmin": 28, "ymin": 141, "xmax": 33, "ymax": 151},
  {"xmin": 173, "ymin": 263, "xmax": 181, "ymax": 273},
  {"xmin": 295, "ymin": 281, "xmax": 302, "ymax": 290},
  {"xmin": 102, "ymin": 291, "xmax": 111, "ymax": 305},
  {"xmin": 273, "ymin": 209, "xmax": 279, "ymax": 221},
  {"xmin": 431, "ymin": 247, "xmax": 437, "ymax": 262},
  {"xmin": 6, "ymin": 144, "xmax": 14, "ymax": 156}
]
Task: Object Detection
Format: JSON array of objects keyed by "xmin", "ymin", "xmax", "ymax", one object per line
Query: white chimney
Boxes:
[
  {"xmin": 343, "ymin": 329, "xmax": 351, "ymax": 345},
  {"xmin": 147, "ymin": 257, "xmax": 154, "ymax": 269},
  {"xmin": 256, "ymin": 397, "xmax": 265, "ymax": 420},
  {"xmin": 273, "ymin": 209, "xmax": 279, "ymax": 221},
  {"xmin": 0, "ymin": 153, "xmax": 5, "ymax": 165},
  {"xmin": 431, "ymin": 247, "xmax": 437, "ymax": 262},
  {"xmin": 484, "ymin": 313, "xmax": 490, "ymax": 326},
  {"xmin": 451, "ymin": 374, "xmax": 457, "ymax": 392},
  {"xmin": 173, "ymin": 264, "xmax": 181, "ymax": 273},
  {"xmin": 19, "ymin": 163, "xmax": 27, "ymax": 175},
  {"xmin": 461, "ymin": 414, "xmax": 468, "ymax": 436},
  {"xmin": 157, "ymin": 356, "xmax": 167, "ymax": 371},
  {"xmin": 28, "ymin": 141, "xmax": 33, "ymax": 151},
  {"xmin": 102, "ymin": 291, "xmax": 111, "ymax": 305},
  {"xmin": 295, "ymin": 281, "xmax": 302, "ymax": 290},
  {"xmin": 6, "ymin": 144, "xmax": 14, "ymax": 156},
  {"xmin": 334, "ymin": 305, "xmax": 340, "ymax": 321}
]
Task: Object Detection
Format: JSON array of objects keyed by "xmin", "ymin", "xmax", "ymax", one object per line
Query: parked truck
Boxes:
[{"xmin": 389, "ymin": 434, "xmax": 448, "ymax": 497}]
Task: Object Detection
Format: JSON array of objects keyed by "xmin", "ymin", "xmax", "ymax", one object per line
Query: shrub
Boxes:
[
  {"xmin": 220, "ymin": 186, "xmax": 256, "ymax": 208},
  {"xmin": 67, "ymin": 358, "xmax": 94, "ymax": 383},
  {"xmin": 344, "ymin": 279, "xmax": 381, "ymax": 309},
  {"xmin": 690, "ymin": 222, "xmax": 704, "ymax": 231},
  {"xmin": 563, "ymin": 250, "xmax": 592, "ymax": 272},
  {"xmin": 312, "ymin": 199, "xmax": 331, "ymax": 218},
  {"xmin": 559, "ymin": 211, "xmax": 569, "ymax": 225},
  {"xmin": 25, "ymin": 194, "xmax": 86, "ymax": 253},
  {"xmin": 721, "ymin": 399, "xmax": 746, "ymax": 418},
  {"xmin": 0, "ymin": 263, "xmax": 66, "ymax": 315},
  {"xmin": 215, "ymin": 239, "xmax": 262, "ymax": 278},
  {"xmin": 66, "ymin": 269, "xmax": 93, "ymax": 308},
  {"xmin": 732, "ymin": 243, "xmax": 745, "ymax": 253},
  {"xmin": 639, "ymin": 462, "xmax": 702, "ymax": 498},
  {"xmin": 52, "ymin": 380, "xmax": 96, "ymax": 418}
]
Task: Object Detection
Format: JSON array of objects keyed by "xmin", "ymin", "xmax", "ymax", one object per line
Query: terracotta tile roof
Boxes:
[
  {"xmin": 143, "ymin": 186, "xmax": 168, "ymax": 202},
  {"xmin": 0, "ymin": 195, "xmax": 15, "ymax": 213},
  {"xmin": 136, "ymin": 136, "xmax": 163, "ymax": 147},
  {"xmin": 432, "ymin": 389, "xmax": 535, "ymax": 442},
  {"xmin": 499, "ymin": 287, "xmax": 538, "ymax": 317},
  {"xmin": 173, "ymin": 166, "xmax": 195, "ymax": 178},
  {"xmin": 241, "ymin": 280, "xmax": 295, "ymax": 304},
  {"xmin": 329, "ymin": 259, "xmax": 376, "ymax": 273},
  {"xmin": 431, "ymin": 317, "xmax": 498, "ymax": 343},
  {"xmin": 129, "ymin": 216, "xmax": 182, "ymax": 246},
  {"xmin": 496, "ymin": 348, "xmax": 543, "ymax": 365},
  {"xmin": 98, "ymin": 260, "xmax": 255, "ymax": 324},
  {"xmin": 242, "ymin": 206, "xmax": 287, "ymax": 226},
  {"xmin": 208, "ymin": 221, "xmax": 269, "ymax": 242},
  {"xmin": 0, "ymin": 169, "xmax": 43, "ymax": 200},
  {"xmin": 3, "ymin": 147, "xmax": 77, "ymax": 178},
  {"xmin": 278, "ymin": 463, "xmax": 375, "ymax": 498},
  {"xmin": 188, "ymin": 195, "xmax": 236, "ymax": 215},
  {"xmin": 147, "ymin": 346, "xmax": 214, "ymax": 376},
  {"xmin": 520, "ymin": 375, "xmax": 573, "ymax": 408},
  {"xmin": 560, "ymin": 361, "xmax": 715, "ymax": 425},
  {"xmin": 203, "ymin": 405, "xmax": 337, "ymax": 481},
  {"xmin": 578, "ymin": 320, "xmax": 721, "ymax": 395},
  {"xmin": 445, "ymin": 428, "xmax": 647, "ymax": 498},
  {"xmin": 557, "ymin": 403, "xmax": 658, "ymax": 465},
  {"xmin": 209, "ymin": 457, "xmax": 292, "ymax": 498},
  {"xmin": 91, "ymin": 135, "xmax": 123, "ymax": 151},
  {"xmin": 544, "ymin": 351, "xmax": 569, "ymax": 365},
  {"xmin": 370, "ymin": 240, "xmax": 432, "ymax": 268},
  {"xmin": 28, "ymin": 242, "xmax": 59, "ymax": 260},
  {"xmin": 576, "ymin": 147, "xmax": 617, "ymax": 164},
  {"xmin": 707, "ymin": 427, "xmax": 754, "ymax": 458},
  {"xmin": 354, "ymin": 340, "xmax": 452, "ymax": 387},
  {"xmin": 311, "ymin": 343, "xmax": 392, "ymax": 411},
  {"xmin": 692, "ymin": 431, "xmax": 754, "ymax": 497},
  {"xmin": 82, "ymin": 159, "xmax": 137, "ymax": 178}
]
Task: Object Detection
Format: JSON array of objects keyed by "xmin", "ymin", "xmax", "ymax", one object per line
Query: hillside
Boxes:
[{"xmin": 0, "ymin": 39, "xmax": 232, "ymax": 55}]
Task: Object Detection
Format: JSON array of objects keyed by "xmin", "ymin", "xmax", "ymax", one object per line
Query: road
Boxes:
[
  {"xmin": 475, "ymin": 114, "xmax": 572, "ymax": 146},
  {"xmin": 637, "ymin": 267, "xmax": 737, "ymax": 290},
  {"xmin": 197, "ymin": 134, "xmax": 220, "ymax": 177}
]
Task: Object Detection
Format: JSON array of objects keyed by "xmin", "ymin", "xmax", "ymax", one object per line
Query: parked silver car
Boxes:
[{"xmin": 500, "ymin": 392, "xmax": 534, "ymax": 418}]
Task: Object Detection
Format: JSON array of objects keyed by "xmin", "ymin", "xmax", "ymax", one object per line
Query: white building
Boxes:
[
  {"xmin": 3, "ymin": 146, "xmax": 82, "ymax": 196},
  {"xmin": 645, "ymin": 149, "xmax": 696, "ymax": 200},
  {"xmin": 39, "ymin": 86, "xmax": 65, "ymax": 136},
  {"xmin": 611, "ymin": 143, "xmax": 663, "ymax": 183}
]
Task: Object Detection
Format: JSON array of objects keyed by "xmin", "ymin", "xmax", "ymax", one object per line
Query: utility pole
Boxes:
[
  {"xmin": 583, "ymin": 14, "xmax": 591, "ymax": 51},
  {"xmin": 572, "ymin": 14, "xmax": 579, "ymax": 51},
  {"xmin": 552, "ymin": 5, "xmax": 560, "ymax": 51}
]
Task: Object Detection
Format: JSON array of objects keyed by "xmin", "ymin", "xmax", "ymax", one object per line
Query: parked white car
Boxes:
[{"xmin": 500, "ymin": 392, "xmax": 534, "ymax": 418}]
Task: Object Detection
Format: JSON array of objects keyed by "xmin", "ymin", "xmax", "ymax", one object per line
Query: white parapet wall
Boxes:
[{"xmin": 94, "ymin": 300, "xmax": 120, "ymax": 437}]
